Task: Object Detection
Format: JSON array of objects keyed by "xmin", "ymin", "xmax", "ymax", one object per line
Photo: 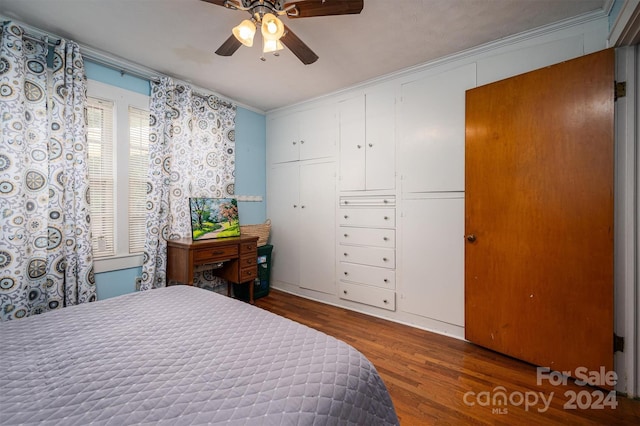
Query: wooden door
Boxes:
[{"xmin": 465, "ymin": 49, "xmax": 614, "ymax": 379}]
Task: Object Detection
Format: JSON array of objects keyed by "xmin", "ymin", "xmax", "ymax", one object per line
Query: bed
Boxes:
[{"xmin": 0, "ymin": 285, "xmax": 399, "ymax": 425}]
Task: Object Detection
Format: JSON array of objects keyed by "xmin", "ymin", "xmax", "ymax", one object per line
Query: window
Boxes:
[{"xmin": 86, "ymin": 80, "xmax": 150, "ymax": 272}]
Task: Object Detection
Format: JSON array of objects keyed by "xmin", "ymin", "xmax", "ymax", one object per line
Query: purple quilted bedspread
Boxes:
[{"xmin": 1, "ymin": 285, "xmax": 399, "ymax": 425}]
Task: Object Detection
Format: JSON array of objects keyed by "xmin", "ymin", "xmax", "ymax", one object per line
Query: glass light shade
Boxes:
[
  {"xmin": 263, "ymin": 38, "xmax": 284, "ymax": 54},
  {"xmin": 261, "ymin": 13, "xmax": 284, "ymax": 41},
  {"xmin": 232, "ymin": 19, "xmax": 256, "ymax": 47}
]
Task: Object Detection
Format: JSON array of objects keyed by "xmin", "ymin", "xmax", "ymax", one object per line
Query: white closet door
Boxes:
[
  {"xmin": 399, "ymin": 63, "xmax": 476, "ymax": 193},
  {"xmin": 268, "ymin": 164, "xmax": 300, "ymax": 286},
  {"xmin": 299, "ymin": 162, "xmax": 336, "ymax": 294},
  {"xmin": 400, "ymin": 195, "xmax": 465, "ymax": 326}
]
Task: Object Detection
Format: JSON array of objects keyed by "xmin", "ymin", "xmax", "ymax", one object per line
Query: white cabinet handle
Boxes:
[
  {"xmin": 292, "ymin": 141, "xmax": 297, "ymax": 145},
  {"xmin": 301, "ymin": 205, "xmax": 305, "ymax": 209},
  {"xmin": 300, "ymin": 140, "xmax": 305, "ymax": 144},
  {"xmin": 293, "ymin": 204, "xmax": 297, "ymax": 208},
  {"xmin": 357, "ymin": 145, "xmax": 362, "ymax": 149},
  {"xmin": 368, "ymin": 143, "xmax": 373, "ymax": 147}
]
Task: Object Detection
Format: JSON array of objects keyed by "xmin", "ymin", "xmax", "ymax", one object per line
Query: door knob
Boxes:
[{"xmin": 466, "ymin": 234, "xmax": 477, "ymax": 243}]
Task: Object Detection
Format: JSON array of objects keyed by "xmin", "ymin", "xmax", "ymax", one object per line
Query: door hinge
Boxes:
[
  {"xmin": 614, "ymin": 333, "xmax": 624, "ymax": 353},
  {"xmin": 615, "ymin": 81, "xmax": 626, "ymax": 101}
]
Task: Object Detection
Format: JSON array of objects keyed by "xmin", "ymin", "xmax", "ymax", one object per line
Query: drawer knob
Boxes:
[
  {"xmin": 384, "ymin": 216, "xmax": 389, "ymax": 220},
  {"xmin": 293, "ymin": 204, "xmax": 297, "ymax": 208},
  {"xmin": 383, "ymin": 299, "xmax": 388, "ymax": 304},
  {"xmin": 344, "ymin": 272, "xmax": 348, "ymax": 276},
  {"xmin": 357, "ymin": 145, "xmax": 362, "ymax": 149},
  {"xmin": 300, "ymin": 140, "xmax": 305, "ymax": 144},
  {"xmin": 293, "ymin": 141, "xmax": 297, "ymax": 145},
  {"xmin": 383, "ymin": 237, "xmax": 388, "ymax": 241},
  {"xmin": 383, "ymin": 278, "xmax": 388, "ymax": 283},
  {"xmin": 383, "ymin": 257, "xmax": 388, "ymax": 262},
  {"xmin": 344, "ymin": 234, "xmax": 348, "ymax": 237},
  {"xmin": 344, "ymin": 200, "xmax": 348, "ymax": 205},
  {"xmin": 301, "ymin": 205, "xmax": 305, "ymax": 209},
  {"xmin": 368, "ymin": 143, "xmax": 373, "ymax": 147},
  {"xmin": 383, "ymin": 199, "xmax": 388, "ymax": 204},
  {"xmin": 344, "ymin": 215, "xmax": 348, "ymax": 219},
  {"xmin": 212, "ymin": 250, "xmax": 224, "ymax": 255},
  {"xmin": 343, "ymin": 290, "xmax": 348, "ymax": 294},
  {"xmin": 343, "ymin": 253, "xmax": 348, "ymax": 257}
]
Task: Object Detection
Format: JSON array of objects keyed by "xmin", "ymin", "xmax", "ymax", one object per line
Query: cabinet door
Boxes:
[
  {"xmin": 299, "ymin": 162, "xmax": 335, "ymax": 294},
  {"xmin": 339, "ymin": 96, "xmax": 366, "ymax": 190},
  {"xmin": 267, "ymin": 164, "xmax": 300, "ymax": 285},
  {"xmin": 268, "ymin": 114, "xmax": 299, "ymax": 163},
  {"xmin": 399, "ymin": 196, "xmax": 464, "ymax": 326},
  {"xmin": 399, "ymin": 63, "xmax": 476, "ymax": 192},
  {"xmin": 365, "ymin": 85, "xmax": 396, "ymax": 190},
  {"xmin": 299, "ymin": 105, "xmax": 336, "ymax": 161}
]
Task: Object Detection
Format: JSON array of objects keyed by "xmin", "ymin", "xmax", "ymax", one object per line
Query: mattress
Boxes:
[{"xmin": 0, "ymin": 285, "xmax": 399, "ymax": 425}]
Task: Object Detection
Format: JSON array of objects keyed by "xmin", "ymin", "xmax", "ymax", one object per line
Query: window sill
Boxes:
[{"xmin": 94, "ymin": 254, "xmax": 144, "ymax": 273}]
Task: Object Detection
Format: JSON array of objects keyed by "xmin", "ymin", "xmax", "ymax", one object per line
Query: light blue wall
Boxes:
[
  {"xmin": 86, "ymin": 60, "xmax": 267, "ymax": 299},
  {"xmin": 235, "ymin": 107, "xmax": 267, "ymax": 224}
]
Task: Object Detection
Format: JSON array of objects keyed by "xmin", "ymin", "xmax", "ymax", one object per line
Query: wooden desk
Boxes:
[{"xmin": 166, "ymin": 235, "xmax": 259, "ymax": 302}]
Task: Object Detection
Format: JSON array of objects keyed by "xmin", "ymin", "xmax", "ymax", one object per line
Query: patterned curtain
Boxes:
[
  {"xmin": 0, "ymin": 22, "xmax": 95, "ymax": 321},
  {"xmin": 141, "ymin": 77, "xmax": 236, "ymax": 291}
]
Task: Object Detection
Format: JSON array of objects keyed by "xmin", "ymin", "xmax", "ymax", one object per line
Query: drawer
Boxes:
[
  {"xmin": 339, "ymin": 262, "xmax": 395, "ymax": 289},
  {"xmin": 239, "ymin": 266, "xmax": 257, "ymax": 282},
  {"xmin": 338, "ymin": 282, "xmax": 395, "ymax": 311},
  {"xmin": 340, "ymin": 196, "xmax": 395, "ymax": 207},
  {"xmin": 339, "ymin": 227, "xmax": 395, "ymax": 248},
  {"xmin": 194, "ymin": 245, "xmax": 238, "ymax": 264},
  {"xmin": 339, "ymin": 245, "xmax": 395, "ymax": 268},
  {"xmin": 240, "ymin": 241, "xmax": 257, "ymax": 254},
  {"xmin": 239, "ymin": 255, "xmax": 256, "ymax": 268},
  {"xmin": 339, "ymin": 208, "xmax": 395, "ymax": 228}
]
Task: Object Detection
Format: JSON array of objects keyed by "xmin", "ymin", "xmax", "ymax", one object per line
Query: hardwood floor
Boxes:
[{"xmin": 254, "ymin": 289, "xmax": 640, "ymax": 425}]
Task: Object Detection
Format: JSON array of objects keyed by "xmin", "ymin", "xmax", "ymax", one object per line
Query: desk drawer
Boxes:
[
  {"xmin": 194, "ymin": 245, "xmax": 238, "ymax": 264},
  {"xmin": 239, "ymin": 255, "xmax": 256, "ymax": 268},
  {"xmin": 240, "ymin": 266, "xmax": 257, "ymax": 282},
  {"xmin": 240, "ymin": 241, "xmax": 257, "ymax": 254}
]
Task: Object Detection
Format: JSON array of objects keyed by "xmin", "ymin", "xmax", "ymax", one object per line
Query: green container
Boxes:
[{"xmin": 234, "ymin": 244, "xmax": 272, "ymax": 301}]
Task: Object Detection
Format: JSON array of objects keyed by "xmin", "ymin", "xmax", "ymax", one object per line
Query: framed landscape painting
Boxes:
[{"xmin": 189, "ymin": 198, "xmax": 240, "ymax": 240}]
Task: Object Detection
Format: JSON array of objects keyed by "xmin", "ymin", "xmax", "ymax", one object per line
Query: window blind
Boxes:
[
  {"xmin": 128, "ymin": 106, "xmax": 150, "ymax": 254},
  {"xmin": 87, "ymin": 97, "xmax": 115, "ymax": 257}
]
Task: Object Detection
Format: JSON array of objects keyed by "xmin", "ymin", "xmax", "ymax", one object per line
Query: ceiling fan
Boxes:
[{"xmin": 202, "ymin": 0, "xmax": 364, "ymax": 64}]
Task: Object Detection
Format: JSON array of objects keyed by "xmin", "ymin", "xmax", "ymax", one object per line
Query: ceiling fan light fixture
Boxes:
[
  {"xmin": 261, "ymin": 13, "xmax": 284, "ymax": 41},
  {"xmin": 263, "ymin": 38, "xmax": 284, "ymax": 54},
  {"xmin": 232, "ymin": 19, "xmax": 256, "ymax": 47}
]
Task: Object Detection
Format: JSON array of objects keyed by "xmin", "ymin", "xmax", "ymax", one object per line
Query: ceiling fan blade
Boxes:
[
  {"xmin": 284, "ymin": 0, "xmax": 364, "ymax": 18},
  {"xmin": 280, "ymin": 24, "xmax": 319, "ymax": 65},
  {"xmin": 215, "ymin": 34, "xmax": 243, "ymax": 56}
]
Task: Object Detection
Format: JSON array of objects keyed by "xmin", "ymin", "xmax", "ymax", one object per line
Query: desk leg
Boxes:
[
  {"xmin": 227, "ymin": 282, "xmax": 232, "ymax": 297},
  {"xmin": 249, "ymin": 280, "xmax": 254, "ymax": 304}
]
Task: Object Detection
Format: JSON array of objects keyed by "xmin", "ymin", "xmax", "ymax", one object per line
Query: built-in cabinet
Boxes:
[
  {"xmin": 338, "ymin": 196, "xmax": 396, "ymax": 311},
  {"xmin": 338, "ymin": 84, "xmax": 396, "ymax": 191},
  {"xmin": 268, "ymin": 161, "xmax": 335, "ymax": 294},
  {"xmin": 266, "ymin": 18, "xmax": 609, "ymax": 340},
  {"xmin": 268, "ymin": 105, "xmax": 336, "ymax": 164}
]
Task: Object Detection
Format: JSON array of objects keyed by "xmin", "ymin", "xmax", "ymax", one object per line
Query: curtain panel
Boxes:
[
  {"xmin": 0, "ymin": 22, "xmax": 95, "ymax": 321},
  {"xmin": 141, "ymin": 77, "xmax": 236, "ymax": 291}
]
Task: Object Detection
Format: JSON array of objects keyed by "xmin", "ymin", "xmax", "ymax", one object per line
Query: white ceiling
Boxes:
[{"xmin": 0, "ymin": 0, "xmax": 609, "ymax": 112}]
